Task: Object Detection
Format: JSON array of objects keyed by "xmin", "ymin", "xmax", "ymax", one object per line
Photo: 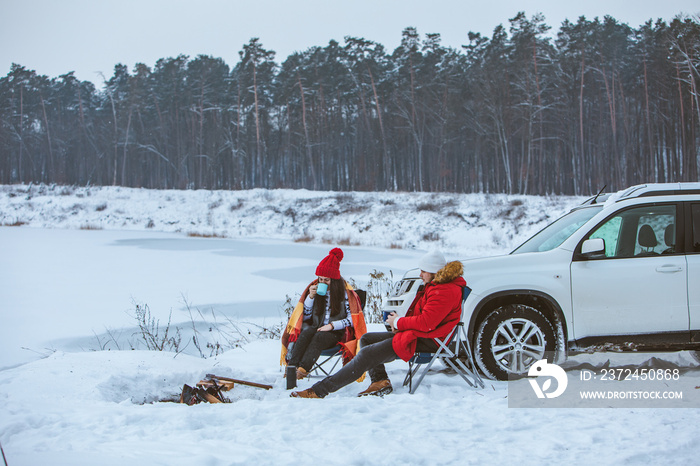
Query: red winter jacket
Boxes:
[{"xmin": 392, "ymin": 261, "xmax": 466, "ymax": 361}]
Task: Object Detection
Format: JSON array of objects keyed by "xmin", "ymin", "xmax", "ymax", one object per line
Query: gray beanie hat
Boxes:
[{"xmin": 419, "ymin": 250, "xmax": 446, "ymax": 274}]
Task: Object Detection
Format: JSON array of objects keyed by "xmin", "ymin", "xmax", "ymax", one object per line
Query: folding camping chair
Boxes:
[
  {"xmin": 403, "ymin": 286, "xmax": 485, "ymax": 394},
  {"xmin": 310, "ymin": 344, "xmax": 344, "ymax": 376},
  {"xmin": 310, "ymin": 289, "xmax": 366, "ymax": 377}
]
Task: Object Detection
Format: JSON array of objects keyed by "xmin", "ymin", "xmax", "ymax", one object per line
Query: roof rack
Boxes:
[{"xmin": 608, "ymin": 183, "xmax": 700, "ymax": 204}]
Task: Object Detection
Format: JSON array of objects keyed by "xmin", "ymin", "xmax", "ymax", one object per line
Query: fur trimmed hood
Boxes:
[{"xmin": 433, "ymin": 260, "xmax": 464, "ymax": 285}]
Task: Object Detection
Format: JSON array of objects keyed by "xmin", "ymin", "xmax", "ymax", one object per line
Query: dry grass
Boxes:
[
  {"xmin": 335, "ymin": 237, "xmax": 359, "ymax": 246},
  {"xmin": 323, "ymin": 237, "xmax": 360, "ymax": 246},
  {"xmin": 187, "ymin": 232, "xmax": 225, "ymax": 239},
  {"xmin": 1, "ymin": 220, "xmax": 27, "ymax": 227}
]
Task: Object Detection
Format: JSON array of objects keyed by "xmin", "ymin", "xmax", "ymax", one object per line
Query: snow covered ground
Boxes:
[{"xmin": 1, "ymin": 184, "xmax": 699, "ymax": 466}]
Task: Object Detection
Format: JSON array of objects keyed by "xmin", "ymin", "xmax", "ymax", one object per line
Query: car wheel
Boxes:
[{"xmin": 475, "ymin": 304, "xmax": 556, "ymax": 381}]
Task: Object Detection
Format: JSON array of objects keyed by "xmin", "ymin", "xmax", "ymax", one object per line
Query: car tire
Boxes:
[
  {"xmin": 691, "ymin": 351, "xmax": 700, "ymax": 365},
  {"xmin": 475, "ymin": 304, "xmax": 556, "ymax": 381}
]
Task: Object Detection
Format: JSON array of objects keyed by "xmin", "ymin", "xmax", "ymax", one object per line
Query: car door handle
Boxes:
[{"xmin": 655, "ymin": 265, "xmax": 683, "ymax": 273}]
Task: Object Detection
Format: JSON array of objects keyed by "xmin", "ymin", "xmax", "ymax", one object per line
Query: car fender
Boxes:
[{"xmin": 461, "ymin": 249, "xmax": 573, "ymax": 341}]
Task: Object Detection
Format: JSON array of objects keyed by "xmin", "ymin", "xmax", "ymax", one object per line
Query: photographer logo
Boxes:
[{"xmin": 527, "ymin": 359, "xmax": 568, "ymax": 399}]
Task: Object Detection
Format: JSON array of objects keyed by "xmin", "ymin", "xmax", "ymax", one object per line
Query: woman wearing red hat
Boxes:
[{"xmin": 280, "ymin": 248, "xmax": 367, "ymax": 380}]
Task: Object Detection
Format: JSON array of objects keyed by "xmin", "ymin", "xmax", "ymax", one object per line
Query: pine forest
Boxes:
[{"xmin": 1, "ymin": 13, "xmax": 699, "ymax": 195}]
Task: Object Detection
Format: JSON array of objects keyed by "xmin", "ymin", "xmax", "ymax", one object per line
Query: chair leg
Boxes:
[
  {"xmin": 311, "ymin": 357, "xmax": 327, "ymax": 376},
  {"xmin": 310, "ymin": 349, "xmax": 343, "ymax": 377},
  {"xmin": 444, "ymin": 357, "xmax": 479, "ymax": 388},
  {"xmin": 403, "ymin": 360, "xmax": 419, "ymax": 389},
  {"xmin": 311, "ymin": 356, "xmax": 333, "ymax": 376},
  {"xmin": 448, "ymin": 324, "xmax": 485, "ymax": 389},
  {"xmin": 326, "ymin": 354, "xmax": 342, "ymax": 374},
  {"xmin": 458, "ymin": 332, "xmax": 485, "ymax": 388},
  {"xmin": 404, "ymin": 324, "xmax": 486, "ymax": 393},
  {"xmin": 408, "ymin": 352, "xmax": 441, "ymax": 394}
]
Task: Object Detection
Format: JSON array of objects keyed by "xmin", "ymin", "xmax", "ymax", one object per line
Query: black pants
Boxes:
[
  {"xmin": 287, "ymin": 326, "xmax": 343, "ymax": 372},
  {"xmin": 311, "ymin": 332, "xmax": 438, "ymax": 398}
]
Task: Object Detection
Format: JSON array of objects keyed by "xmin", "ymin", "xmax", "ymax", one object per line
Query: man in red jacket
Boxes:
[{"xmin": 291, "ymin": 250, "xmax": 466, "ymax": 398}]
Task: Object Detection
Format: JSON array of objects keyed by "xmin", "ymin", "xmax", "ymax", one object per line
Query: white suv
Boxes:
[{"xmin": 383, "ymin": 183, "xmax": 700, "ymax": 380}]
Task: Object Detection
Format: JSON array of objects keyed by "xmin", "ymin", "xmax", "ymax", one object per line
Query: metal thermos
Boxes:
[{"xmin": 286, "ymin": 365, "xmax": 297, "ymax": 389}]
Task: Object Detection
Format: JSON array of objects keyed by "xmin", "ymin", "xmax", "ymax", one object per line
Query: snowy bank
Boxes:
[{"xmin": 0, "ymin": 184, "xmax": 584, "ymax": 258}]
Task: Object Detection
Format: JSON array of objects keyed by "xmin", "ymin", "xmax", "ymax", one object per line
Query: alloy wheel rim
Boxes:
[{"xmin": 490, "ymin": 317, "xmax": 546, "ymax": 375}]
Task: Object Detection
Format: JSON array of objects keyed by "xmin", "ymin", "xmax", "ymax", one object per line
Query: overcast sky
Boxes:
[{"xmin": 1, "ymin": 0, "xmax": 698, "ymax": 86}]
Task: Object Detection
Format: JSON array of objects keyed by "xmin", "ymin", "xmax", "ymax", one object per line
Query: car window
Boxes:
[
  {"xmin": 512, "ymin": 206, "xmax": 601, "ymax": 254},
  {"xmin": 692, "ymin": 203, "xmax": 700, "ymax": 253},
  {"xmin": 589, "ymin": 216, "xmax": 622, "ymax": 257},
  {"xmin": 587, "ymin": 204, "xmax": 676, "ymax": 258}
]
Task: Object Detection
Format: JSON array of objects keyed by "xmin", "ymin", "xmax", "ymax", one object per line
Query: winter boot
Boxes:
[
  {"xmin": 290, "ymin": 388, "xmax": 321, "ymax": 398},
  {"xmin": 357, "ymin": 379, "xmax": 393, "ymax": 397},
  {"xmin": 296, "ymin": 367, "xmax": 309, "ymax": 380}
]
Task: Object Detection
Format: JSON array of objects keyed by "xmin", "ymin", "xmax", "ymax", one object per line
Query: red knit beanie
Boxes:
[{"xmin": 315, "ymin": 248, "xmax": 344, "ymax": 279}]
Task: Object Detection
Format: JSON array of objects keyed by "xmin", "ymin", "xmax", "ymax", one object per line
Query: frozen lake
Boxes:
[{"xmin": 0, "ymin": 227, "xmax": 426, "ymax": 369}]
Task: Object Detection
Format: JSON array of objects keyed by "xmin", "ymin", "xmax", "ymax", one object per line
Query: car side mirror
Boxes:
[{"xmin": 580, "ymin": 238, "xmax": 606, "ymax": 259}]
